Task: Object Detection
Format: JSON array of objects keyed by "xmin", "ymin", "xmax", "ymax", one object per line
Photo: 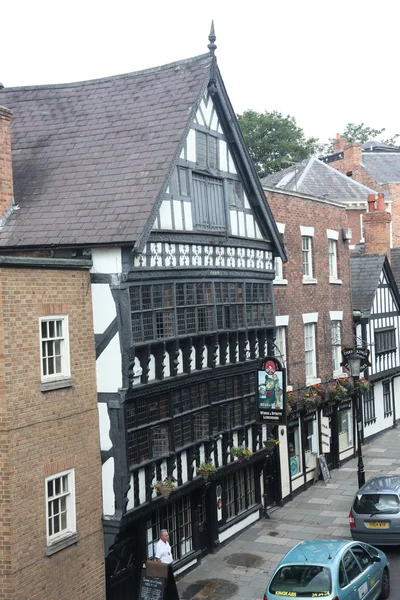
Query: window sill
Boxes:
[
  {"xmin": 364, "ymin": 418, "xmax": 377, "ymax": 426},
  {"xmin": 329, "ymin": 277, "xmax": 342, "ymax": 285},
  {"xmin": 302, "ymin": 277, "xmax": 318, "ymax": 285},
  {"xmin": 384, "ymin": 412, "xmax": 393, "ymax": 419},
  {"xmin": 306, "ymin": 377, "xmax": 321, "ymax": 386},
  {"xmin": 273, "ymin": 279, "xmax": 288, "ymax": 286},
  {"xmin": 46, "ymin": 532, "xmax": 79, "ymax": 556},
  {"xmin": 41, "ymin": 378, "xmax": 74, "ymax": 392}
]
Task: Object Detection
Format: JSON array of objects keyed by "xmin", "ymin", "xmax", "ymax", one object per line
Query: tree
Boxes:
[
  {"xmin": 334, "ymin": 122, "xmax": 400, "ymax": 146},
  {"xmin": 237, "ymin": 109, "xmax": 320, "ymax": 177}
]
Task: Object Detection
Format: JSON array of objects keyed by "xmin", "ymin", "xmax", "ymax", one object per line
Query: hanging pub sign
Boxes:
[
  {"xmin": 257, "ymin": 356, "xmax": 286, "ymax": 425},
  {"xmin": 340, "ymin": 348, "xmax": 371, "ymax": 374}
]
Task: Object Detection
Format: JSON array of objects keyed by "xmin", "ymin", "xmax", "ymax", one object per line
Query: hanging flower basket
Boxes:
[
  {"xmin": 263, "ymin": 439, "xmax": 280, "ymax": 454},
  {"xmin": 197, "ymin": 461, "xmax": 217, "ymax": 480},
  {"xmin": 153, "ymin": 476, "xmax": 176, "ymax": 499},
  {"xmin": 286, "ymin": 390, "xmax": 297, "ymax": 414},
  {"xmin": 231, "ymin": 445, "xmax": 253, "ymax": 461},
  {"xmin": 357, "ymin": 378, "xmax": 372, "ymax": 394},
  {"xmin": 328, "ymin": 381, "xmax": 349, "ymax": 404}
]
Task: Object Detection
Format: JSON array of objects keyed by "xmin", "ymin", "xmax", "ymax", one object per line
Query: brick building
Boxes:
[
  {"xmin": 323, "ymin": 136, "xmax": 399, "ymax": 245},
  {"xmin": 262, "ymin": 183, "xmax": 354, "ymax": 498},
  {"xmin": 0, "ymin": 107, "xmax": 105, "ymax": 599}
]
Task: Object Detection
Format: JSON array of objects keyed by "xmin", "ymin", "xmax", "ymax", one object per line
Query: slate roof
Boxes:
[
  {"xmin": 390, "ymin": 248, "xmax": 400, "ymax": 288},
  {"xmin": 261, "ymin": 157, "xmax": 377, "ymax": 201},
  {"xmin": 351, "ymin": 253, "xmax": 390, "ymax": 318},
  {"xmin": 362, "ymin": 153, "xmax": 400, "ymax": 184},
  {"xmin": 0, "ymin": 54, "xmax": 213, "ymax": 247}
]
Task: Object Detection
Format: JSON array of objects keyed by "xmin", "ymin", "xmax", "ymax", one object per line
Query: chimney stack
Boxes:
[
  {"xmin": 363, "ymin": 193, "xmax": 391, "ymax": 261},
  {"xmin": 0, "ymin": 105, "xmax": 14, "ymax": 221}
]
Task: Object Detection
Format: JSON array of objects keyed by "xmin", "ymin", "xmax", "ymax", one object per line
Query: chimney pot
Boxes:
[
  {"xmin": 377, "ymin": 192, "xmax": 385, "ymax": 211},
  {"xmin": 367, "ymin": 193, "xmax": 376, "ymax": 212}
]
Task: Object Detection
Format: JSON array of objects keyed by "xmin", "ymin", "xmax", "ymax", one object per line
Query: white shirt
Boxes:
[{"xmin": 154, "ymin": 539, "xmax": 173, "ymax": 564}]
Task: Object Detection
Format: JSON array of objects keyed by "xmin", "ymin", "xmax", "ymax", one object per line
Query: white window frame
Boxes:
[
  {"xmin": 302, "ymin": 313, "xmax": 319, "ymax": 385},
  {"xmin": 330, "ymin": 311, "xmax": 346, "ymax": 378},
  {"xmin": 275, "ymin": 325, "xmax": 287, "ymax": 367},
  {"xmin": 39, "ymin": 315, "xmax": 70, "ymax": 383},
  {"xmin": 327, "ymin": 229, "xmax": 342, "ymax": 284},
  {"xmin": 273, "ymin": 257, "xmax": 287, "ymax": 285},
  {"xmin": 45, "ymin": 469, "xmax": 76, "ymax": 547},
  {"xmin": 300, "ymin": 226, "xmax": 317, "ymax": 284}
]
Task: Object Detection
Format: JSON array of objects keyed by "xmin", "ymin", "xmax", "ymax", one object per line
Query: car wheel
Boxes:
[{"xmin": 380, "ymin": 568, "xmax": 390, "ymax": 599}]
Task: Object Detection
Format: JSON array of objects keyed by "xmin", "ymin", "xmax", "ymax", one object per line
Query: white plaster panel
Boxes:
[
  {"xmin": 96, "ymin": 334, "xmax": 122, "ymax": 392},
  {"xmin": 230, "ymin": 209, "xmax": 238, "ymax": 236},
  {"xmin": 148, "ymin": 355, "xmax": 156, "ymax": 381},
  {"xmin": 279, "ymin": 426, "xmax": 291, "ymax": 500},
  {"xmin": 199, "ymin": 444, "xmax": 205, "ymax": 465},
  {"xmin": 243, "ymin": 193, "xmax": 250, "ymax": 210},
  {"xmin": 219, "ymin": 140, "xmax": 228, "ymax": 172},
  {"xmin": 92, "ymin": 284, "xmax": 117, "ymax": 334},
  {"xmin": 139, "ymin": 468, "xmax": 146, "ymax": 504},
  {"xmin": 201, "ymin": 96, "xmax": 213, "ymax": 127},
  {"xmin": 228, "ymin": 151, "xmax": 237, "ymax": 174},
  {"xmin": 219, "ymin": 509, "xmax": 260, "ymax": 543},
  {"xmin": 181, "ymin": 451, "xmax": 188, "ymax": 484},
  {"xmin": 196, "ymin": 106, "xmax": 206, "ymax": 127},
  {"xmin": 246, "ymin": 214, "xmax": 255, "ymax": 239},
  {"xmin": 91, "ymin": 248, "xmax": 122, "ymax": 274},
  {"xmin": 238, "ymin": 211, "xmax": 245, "ymax": 236},
  {"xmin": 173, "ymin": 200, "xmax": 183, "ymax": 230},
  {"xmin": 276, "ymin": 222, "xmax": 285, "ymax": 234},
  {"xmin": 186, "ymin": 129, "xmax": 196, "ymax": 162},
  {"xmin": 183, "ymin": 202, "xmax": 193, "ymax": 230},
  {"xmin": 102, "ymin": 458, "xmax": 115, "ymax": 516},
  {"xmin": 210, "ymin": 109, "xmax": 219, "ymax": 132},
  {"xmin": 255, "ymin": 222, "xmax": 263, "ymax": 239},
  {"xmin": 127, "ymin": 474, "xmax": 134, "ymax": 510},
  {"xmin": 159, "ymin": 200, "xmax": 173, "ymax": 230},
  {"xmin": 98, "ymin": 403, "xmax": 112, "ymax": 451}
]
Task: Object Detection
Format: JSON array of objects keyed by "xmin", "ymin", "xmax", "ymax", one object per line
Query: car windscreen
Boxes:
[
  {"xmin": 269, "ymin": 565, "xmax": 332, "ymax": 596},
  {"xmin": 354, "ymin": 493, "xmax": 400, "ymax": 515}
]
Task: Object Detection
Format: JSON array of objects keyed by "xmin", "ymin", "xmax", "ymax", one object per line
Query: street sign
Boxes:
[{"xmin": 340, "ymin": 348, "xmax": 371, "ymax": 373}]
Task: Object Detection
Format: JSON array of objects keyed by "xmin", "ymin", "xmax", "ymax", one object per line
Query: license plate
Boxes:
[{"xmin": 366, "ymin": 522, "xmax": 389, "ymax": 528}]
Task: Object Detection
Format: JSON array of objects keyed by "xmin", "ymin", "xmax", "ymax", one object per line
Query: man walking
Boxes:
[{"xmin": 155, "ymin": 529, "xmax": 173, "ymax": 564}]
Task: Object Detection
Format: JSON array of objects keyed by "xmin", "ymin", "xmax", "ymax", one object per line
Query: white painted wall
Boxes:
[
  {"xmin": 96, "ymin": 334, "xmax": 122, "ymax": 392},
  {"xmin": 218, "ymin": 509, "xmax": 259, "ymax": 543},
  {"xmin": 279, "ymin": 426, "xmax": 290, "ymax": 499},
  {"xmin": 91, "ymin": 247, "xmax": 122, "ymax": 274},
  {"xmin": 91, "ymin": 283, "xmax": 117, "ymax": 334},
  {"xmin": 102, "ymin": 458, "xmax": 115, "ymax": 516},
  {"xmin": 98, "ymin": 403, "xmax": 112, "ymax": 451},
  {"xmin": 364, "ymin": 381, "xmax": 395, "ymax": 439}
]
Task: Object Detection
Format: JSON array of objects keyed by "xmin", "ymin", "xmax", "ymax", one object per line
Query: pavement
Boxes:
[{"xmin": 176, "ymin": 425, "xmax": 400, "ymax": 600}]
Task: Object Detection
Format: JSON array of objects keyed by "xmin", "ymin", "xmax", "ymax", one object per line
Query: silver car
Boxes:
[{"xmin": 349, "ymin": 475, "xmax": 400, "ymax": 545}]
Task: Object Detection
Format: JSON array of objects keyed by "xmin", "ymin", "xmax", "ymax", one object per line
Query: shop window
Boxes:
[
  {"xmin": 288, "ymin": 422, "xmax": 302, "ymax": 478},
  {"xmin": 363, "ymin": 386, "xmax": 376, "ymax": 424},
  {"xmin": 224, "ymin": 466, "xmax": 256, "ymax": 520},
  {"xmin": 146, "ymin": 496, "xmax": 192, "ymax": 561},
  {"xmin": 338, "ymin": 406, "xmax": 353, "ymax": 452},
  {"xmin": 383, "ymin": 381, "xmax": 392, "ymax": 417}
]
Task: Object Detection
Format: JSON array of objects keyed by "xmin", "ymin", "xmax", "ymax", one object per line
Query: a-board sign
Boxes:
[
  {"xmin": 138, "ymin": 576, "xmax": 165, "ymax": 600},
  {"xmin": 319, "ymin": 455, "xmax": 331, "ymax": 484}
]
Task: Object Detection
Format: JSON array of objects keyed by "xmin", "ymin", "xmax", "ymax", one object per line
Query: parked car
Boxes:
[
  {"xmin": 349, "ymin": 476, "xmax": 400, "ymax": 545},
  {"xmin": 263, "ymin": 539, "xmax": 390, "ymax": 599}
]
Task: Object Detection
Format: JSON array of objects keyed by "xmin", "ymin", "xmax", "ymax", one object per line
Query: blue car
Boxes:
[{"xmin": 264, "ymin": 539, "xmax": 390, "ymax": 599}]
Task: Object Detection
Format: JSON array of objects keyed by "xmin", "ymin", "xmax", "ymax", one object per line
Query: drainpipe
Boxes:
[{"xmin": 391, "ymin": 376, "xmax": 397, "ymax": 427}]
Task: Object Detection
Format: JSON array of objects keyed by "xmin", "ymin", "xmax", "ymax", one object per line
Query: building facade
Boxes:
[
  {"xmin": 264, "ymin": 186, "xmax": 354, "ymax": 499},
  {"xmin": 0, "ymin": 35, "xmax": 285, "ymax": 599}
]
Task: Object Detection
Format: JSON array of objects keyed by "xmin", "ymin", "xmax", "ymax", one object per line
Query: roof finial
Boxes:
[{"xmin": 208, "ymin": 21, "xmax": 217, "ymax": 55}]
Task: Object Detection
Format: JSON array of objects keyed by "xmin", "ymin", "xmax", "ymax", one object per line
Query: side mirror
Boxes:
[{"xmin": 372, "ymin": 555, "xmax": 381, "ymax": 563}]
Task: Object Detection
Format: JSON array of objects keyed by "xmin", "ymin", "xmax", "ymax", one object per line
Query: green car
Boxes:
[{"xmin": 264, "ymin": 539, "xmax": 390, "ymax": 599}]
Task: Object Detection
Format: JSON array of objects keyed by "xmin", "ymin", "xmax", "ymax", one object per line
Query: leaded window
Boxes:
[
  {"xmin": 375, "ymin": 328, "xmax": 396, "ymax": 355},
  {"xmin": 225, "ymin": 466, "xmax": 256, "ymax": 520},
  {"xmin": 147, "ymin": 496, "xmax": 192, "ymax": 561},
  {"xmin": 126, "ymin": 374, "xmax": 256, "ymax": 465},
  {"xmin": 130, "ymin": 281, "xmax": 273, "ymax": 343},
  {"xmin": 228, "ymin": 180, "xmax": 244, "ymax": 208},
  {"xmin": 383, "ymin": 381, "xmax": 392, "ymax": 417},
  {"xmin": 363, "ymin": 386, "xmax": 376, "ymax": 424},
  {"xmin": 196, "ymin": 131, "xmax": 218, "ymax": 170},
  {"xmin": 192, "ymin": 173, "xmax": 225, "ymax": 230}
]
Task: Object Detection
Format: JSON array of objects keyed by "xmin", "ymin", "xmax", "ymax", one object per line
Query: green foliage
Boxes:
[
  {"xmin": 329, "ymin": 123, "xmax": 400, "ymax": 148},
  {"xmin": 237, "ymin": 109, "xmax": 321, "ymax": 177},
  {"xmin": 198, "ymin": 461, "xmax": 217, "ymax": 474}
]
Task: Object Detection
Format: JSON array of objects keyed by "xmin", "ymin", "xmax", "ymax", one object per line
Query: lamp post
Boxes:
[{"xmin": 347, "ymin": 351, "xmax": 366, "ymax": 489}]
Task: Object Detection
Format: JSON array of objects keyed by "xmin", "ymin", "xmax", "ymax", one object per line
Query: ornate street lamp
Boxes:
[{"xmin": 344, "ymin": 350, "xmax": 365, "ymax": 488}]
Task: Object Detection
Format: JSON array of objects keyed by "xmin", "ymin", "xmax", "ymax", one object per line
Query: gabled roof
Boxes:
[
  {"xmin": 261, "ymin": 156, "xmax": 377, "ymax": 201},
  {"xmin": 0, "ymin": 55, "xmax": 213, "ymax": 248},
  {"xmin": 0, "ymin": 53, "xmax": 285, "ymax": 259},
  {"xmin": 362, "ymin": 153, "xmax": 400, "ymax": 184},
  {"xmin": 350, "ymin": 253, "xmax": 400, "ymax": 318}
]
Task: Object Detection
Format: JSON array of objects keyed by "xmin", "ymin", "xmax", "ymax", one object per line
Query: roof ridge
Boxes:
[
  {"xmin": 1, "ymin": 53, "xmax": 212, "ymax": 92},
  {"xmin": 314, "ymin": 158, "xmax": 378, "ymax": 194}
]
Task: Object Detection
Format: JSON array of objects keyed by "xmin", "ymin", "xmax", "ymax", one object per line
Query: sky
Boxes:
[{"xmin": 2, "ymin": 0, "xmax": 399, "ymax": 146}]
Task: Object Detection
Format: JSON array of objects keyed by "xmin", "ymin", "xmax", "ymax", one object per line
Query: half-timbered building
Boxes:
[{"xmin": 0, "ymin": 29, "xmax": 285, "ymax": 598}]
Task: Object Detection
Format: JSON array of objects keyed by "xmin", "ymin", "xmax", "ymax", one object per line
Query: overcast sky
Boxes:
[{"xmin": 2, "ymin": 0, "xmax": 398, "ymax": 145}]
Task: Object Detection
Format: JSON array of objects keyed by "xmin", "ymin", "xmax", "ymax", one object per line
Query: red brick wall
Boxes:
[
  {"xmin": 0, "ymin": 266, "xmax": 105, "ymax": 600},
  {"xmin": 0, "ymin": 106, "xmax": 14, "ymax": 220},
  {"xmin": 266, "ymin": 190, "xmax": 354, "ymax": 391}
]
